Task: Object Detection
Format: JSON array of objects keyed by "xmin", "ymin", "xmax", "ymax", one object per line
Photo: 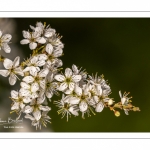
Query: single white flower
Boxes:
[
  {"xmin": 25, "ymin": 111, "xmax": 51, "ymax": 130},
  {"xmin": 10, "ymin": 90, "xmax": 31, "ymax": 111},
  {"xmin": 20, "ymin": 30, "xmax": 46, "ymax": 50},
  {"xmin": 30, "ymin": 22, "xmax": 56, "ymax": 39},
  {"xmin": 47, "ymin": 34, "xmax": 64, "ymax": 50},
  {"xmin": 54, "ymin": 94, "xmax": 79, "ymax": 121},
  {"xmin": 0, "ymin": 57, "xmax": 24, "ymax": 85},
  {"xmin": 42, "ymin": 43, "xmax": 63, "ymax": 64},
  {"xmin": 54, "ymin": 68, "xmax": 82, "ymax": 91},
  {"xmin": 0, "ymin": 30, "xmax": 12, "ymax": 53},
  {"xmin": 19, "ymin": 82, "xmax": 39, "ymax": 99},
  {"xmin": 24, "ymin": 95, "xmax": 51, "ymax": 121},
  {"xmin": 23, "ymin": 55, "xmax": 46, "ymax": 76},
  {"xmin": 119, "ymin": 91, "xmax": 131, "ymax": 105},
  {"xmin": 22, "ymin": 68, "xmax": 49, "ymax": 89},
  {"xmin": 119, "ymin": 91, "xmax": 132, "ymax": 115}
]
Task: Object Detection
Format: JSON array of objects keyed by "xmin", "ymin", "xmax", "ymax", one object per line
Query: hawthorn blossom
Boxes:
[
  {"xmin": 0, "ymin": 57, "xmax": 24, "ymax": 85},
  {"xmin": 25, "ymin": 111, "xmax": 51, "ymax": 130},
  {"xmin": 54, "ymin": 94, "xmax": 79, "ymax": 121},
  {"xmin": 0, "ymin": 30, "xmax": 12, "ymax": 53},
  {"xmin": 19, "ymin": 82, "xmax": 39, "ymax": 99},
  {"xmin": 20, "ymin": 30, "xmax": 46, "ymax": 50},
  {"xmin": 42, "ymin": 43, "xmax": 63, "ymax": 64},
  {"xmin": 30, "ymin": 22, "xmax": 56, "ymax": 39},
  {"xmin": 119, "ymin": 91, "xmax": 132, "ymax": 115},
  {"xmin": 54, "ymin": 68, "xmax": 82, "ymax": 91},
  {"xmin": 22, "ymin": 68, "xmax": 49, "ymax": 89},
  {"xmin": 23, "ymin": 55, "xmax": 46, "ymax": 76},
  {"xmin": 24, "ymin": 95, "xmax": 51, "ymax": 121}
]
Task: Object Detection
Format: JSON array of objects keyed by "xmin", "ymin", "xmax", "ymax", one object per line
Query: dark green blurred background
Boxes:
[{"xmin": 0, "ymin": 18, "xmax": 149, "ymax": 132}]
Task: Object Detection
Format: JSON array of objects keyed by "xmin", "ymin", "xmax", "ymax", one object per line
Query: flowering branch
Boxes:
[{"xmin": 0, "ymin": 21, "xmax": 140, "ymax": 130}]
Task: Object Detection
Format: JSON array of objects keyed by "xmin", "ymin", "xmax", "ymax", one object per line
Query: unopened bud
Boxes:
[
  {"xmin": 108, "ymin": 99, "xmax": 114, "ymax": 105},
  {"xmin": 115, "ymin": 111, "xmax": 120, "ymax": 117}
]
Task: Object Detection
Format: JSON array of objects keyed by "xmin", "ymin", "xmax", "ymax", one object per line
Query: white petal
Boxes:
[
  {"xmin": 119, "ymin": 91, "xmax": 122, "ymax": 98},
  {"xmin": 95, "ymin": 102, "xmax": 104, "ymax": 112},
  {"xmin": 20, "ymin": 103, "xmax": 25, "ymax": 109},
  {"xmin": 0, "ymin": 70, "xmax": 10, "ymax": 77},
  {"xmin": 124, "ymin": 109, "xmax": 129, "ymax": 115},
  {"xmin": 69, "ymin": 97, "xmax": 80, "ymax": 105},
  {"xmin": 46, "ymin": 43, "xmax": 53, "ymax": 55},
  {"xmin": 74, "ymin": 85, "xmax": 82, "ymax": 96},
  {"xmin": 30, "ymin": 56, "xmax": 38, "ymax": 64},
  {"xmin": 37, "ymin": 95, "xmax": 45, "ymax": 104},
  {"xmin": 58, "ymin": 82, "xmax": 68, "ymax": 91},
  {"xmin": 2, "ymin": 43, "xmax": 11, "ymax": 53},
  {"xmin": 38, "ymin": 54, "xmax": 48, "ymax": 61},
  {"xmin": 96, "ymin": 85, "xmax": 102, "ymax": 96},
  {"xmin": 22, "ymin": 31, "xmax": 31, "ymax": 39},
  {"xmin": 65, "ymin": 68, "xmax": 72, "ymax": 78},
  {"xmin": 20, "ymin": 82, "xmax": 30, "ymax": 89},
  {"xmin": 93, "ymin": 96, "xmax": 99, "ymax": 103},
  {"xmin": 33, "ymin": 110, "xmax": 41, "ymax": 121},
  {"xmin": 13, "ymin": 56, "xmax": 20, "ymax": 68},
  {"xmin": 23, "ymin": 67, "xmax": 30, "ymax": 72},
  {"xmin": 69, "ymin": 82, "xmax": 75, "ymax": 91},
  {"xmin": 79, "ymin": 101, "xmax": 88, "ymax": 112},
  {"xmin": 72, "ymin": 64, "xmax": 78, "ymax": 74},
  {"xmin": 29, "ymin": 66, "xmax": 37, "ymax": 76},
  {"xmin": 31, "ymin": 82, "xmax": 39, "ymax": 93},
  {"xmin": 23, "ymin": 97, "xmax": 31, "ymax": 103},
  {"xmin": 3, "ymin": 58, "xmax": 13, "ymax": 69},
  {"xmin": 20, "ymin": 39, "xmax": 30, "ymax": 44},
  {"xmin": 40, "ymin": 79, "xmax": 46, "ymax": 89},
  {"xmin": 46, "ymin": 90, "xmax": 53, "ymax": 98},
  {"xmin": 1, "ymin": 34, "xmax": 12, "ymax": 42},
  {"xmin": 29, "ymin": 42, "xmax": 37, "ymax": 50},
  {"xmin": 64, "ymin": 89, "xmax": 72, "ymax": 95},
  {"xmin": 32, "ymin": 31, "xmax": 41, "ymax": 38},
  {"xmin": 31, "ymin": 92, "xmax": 38, "ymax": 99},
  {"xmin": 39, "ymin": 105, "xmax": 51, "ymax": 111},
  {"xmin": 9, "ymin": 74, "xmax": 17, "ymax": 85},
  {"xmin": 36, "ymin": 37, "xmax": 46, "ymax": 44},
  {"xmin": 11, "ymin": 102, "xmax": 19, "ymax": 110},
  {"xmin": 19, "ymin": 88, "xmax": 30, "ymax": 97},
  {"xmin": 69, "ymin": 106, "xmax": 79, "ymax": 116},
  {"xmin": 44, "ymin": 30, "xmax": 53, "ymax": 38},
  {"xmin": 53, "ymin": 49, "xmax": 63, "ymax": 57},
  {"xmin": 72, "ymin": 75, "xmax": 82, "ymax": 82},
  {"xmin": 121, "ymin": 98, "xmax": 126, "ymax": 105},
  {"xmin": 54, "ymin": 74, "xmax": 65, "ymax": 82},
  {"xmin": 36, "ymin": 22, "xmax": 44, "ymax": 28},
  {"xmin": 24, "ymin": 106, "xmax": 33, "ymax": 113},
  {"xmin": 25, "ymin": 114, "xmax": 35, "ymax": 121},
  {"xmin": 11, "ymin": 90, "xmax": 19, "ymax": 99},
  {"xmin": 22, "ymin": 76, "xmax": 34, "ymax": 83},
  {"xmin": 36, "ymin": 60, "xmax": 45, "ymax": 67},
  {"xmin": 14, "ymin": 67, "xmax": 24, "ymax": 76},
  {"xmin": 39, "ymin": 68, "xmax": 49, "ymax": 77}
]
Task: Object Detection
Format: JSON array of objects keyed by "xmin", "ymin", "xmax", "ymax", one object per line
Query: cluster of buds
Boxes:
[{"xmin": 0, "ymin": 22, "xmax": 140, "ymax": 130}]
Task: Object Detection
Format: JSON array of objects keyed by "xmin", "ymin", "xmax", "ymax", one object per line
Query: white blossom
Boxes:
[
  {"xmin": 20, "ymin": 30, "xmax": 46, "ymax": 50},
  {"xmin": 0, "ymin": 57, "xmax": 24, "ymax": 85},
  {"xmin": 55, "ymin": 68, "xmax": 82, "ymax": 91},
  {"xmin": 0, "ymin": 30, "xmax": 12, "ymax": 53}
]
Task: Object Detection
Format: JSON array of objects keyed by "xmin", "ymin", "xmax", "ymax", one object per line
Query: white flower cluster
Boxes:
[{"xmin": 0, "ymin": 21, "xmax": 140, "ymax": 130}]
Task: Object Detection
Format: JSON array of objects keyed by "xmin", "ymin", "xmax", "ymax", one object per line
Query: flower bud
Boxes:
[
  {"xmin": 108, "ymin": 99, "xmax": 114, "ymax": 105},
  {"xmin": 115, "ymin": 111, "xmax": 120, "ymax": 117}
]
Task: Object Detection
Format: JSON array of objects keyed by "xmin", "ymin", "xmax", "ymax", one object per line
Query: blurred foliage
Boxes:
[{"xmin": 0, "ymin": 18, "xmax": 150, "ymax": 132}]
